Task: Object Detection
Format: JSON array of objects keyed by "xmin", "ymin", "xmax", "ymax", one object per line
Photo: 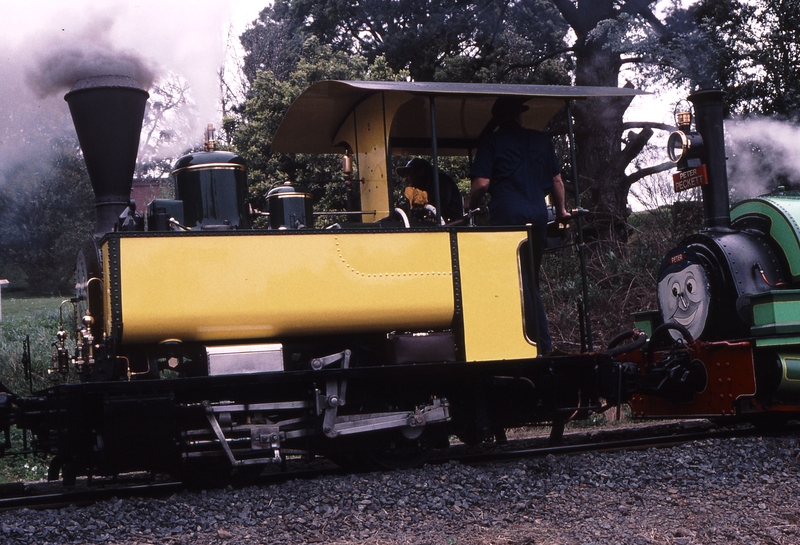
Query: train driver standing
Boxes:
[{"xmin": 465, "ymin": 96, "xmax": 571, "ymax": 355}]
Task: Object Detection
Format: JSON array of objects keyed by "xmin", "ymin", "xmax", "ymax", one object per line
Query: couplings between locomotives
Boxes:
[
  {"xmin": 183, "ymin": 350, "xmax": 451, "ymax": 467},
  {"xmin": 615, "ymin": 329, "xmax": 708, "ymax": 404},
  {"xmin": 621, "ymin": 349, "xmax": 707, "ymax": 403}
]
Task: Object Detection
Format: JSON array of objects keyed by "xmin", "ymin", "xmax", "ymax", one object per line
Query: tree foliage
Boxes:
[
  {"xmin": 725, "ymin": 0, "xmax": 800, "ymax": 117},
  {"xmin": 234, "ymin": 0, "xmax": 687, "ymax": 234},
  {"xmin": 228, "ymin": 38, "xmax": 407, "ymax": 226},
  {"xmin": 626, "ymin": 0, "xmax": 800, "ymax": 119},
  {"xmin": 136, "ymin": 74, "xmax": 196, "ymax": 180},
  {"xmin": 241, "ymin": 0, "xmax": 572, "ymax": 84},
  {"xmin": 0, "ymin": 137, "xmax": 93, "ymax": 294}
]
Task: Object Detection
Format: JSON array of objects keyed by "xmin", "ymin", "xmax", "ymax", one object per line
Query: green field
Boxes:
[
  {"xmin": 0, "ymin": 295, "xmax": 63, "ymax": 482},
  {"xmin": 3, "ymin": 296, "xmax": 66, "ymax": 317},
  {"xmin": 0, "ymin": 295, "xmax": 64, "ymax": 390}
]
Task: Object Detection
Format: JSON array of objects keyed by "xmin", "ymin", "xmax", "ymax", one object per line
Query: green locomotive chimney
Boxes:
[{"xmin": 65, "ymin": 75, "xmax": 149, "ymax": 236}]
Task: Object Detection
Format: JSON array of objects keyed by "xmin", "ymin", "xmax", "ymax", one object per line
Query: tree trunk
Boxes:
[{"xmin": 552, "ymin": 0, "xmax": 652, "ymax": 239}]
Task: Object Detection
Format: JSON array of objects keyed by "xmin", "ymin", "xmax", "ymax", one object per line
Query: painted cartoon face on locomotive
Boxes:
[{"xmin": 657, "ymin": 256, "xmax": 710, "ymax": 340}]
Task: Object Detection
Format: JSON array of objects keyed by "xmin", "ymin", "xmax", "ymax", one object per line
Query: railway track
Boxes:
[{"xmin": 1, "ymin": 419, "xmax": 795, "ymax": 511}]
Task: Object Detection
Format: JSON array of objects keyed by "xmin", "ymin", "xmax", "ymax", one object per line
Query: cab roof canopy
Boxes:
[{"xmin": 272, "ymin": 80, "xmax": 646, "ymax": 156}]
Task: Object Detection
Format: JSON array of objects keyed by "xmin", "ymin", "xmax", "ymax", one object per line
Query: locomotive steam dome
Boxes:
[{"xmin": 171, "ymin": 150, "xmax": 250, "ymax": 229}]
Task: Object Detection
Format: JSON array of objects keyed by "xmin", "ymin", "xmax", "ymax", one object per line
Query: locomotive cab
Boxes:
[{"xmin": 70, "ymin": 81, "xmax": 648, "ymax": 384}]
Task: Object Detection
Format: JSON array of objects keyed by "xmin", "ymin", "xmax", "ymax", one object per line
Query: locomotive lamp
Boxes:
[
  {"xmin": 667, "ymin": 102, "xmax": 709, "ymax": 195},
  {"xmin": 667, "ymin": 106, "xmax": 705, "ymax": 170}
]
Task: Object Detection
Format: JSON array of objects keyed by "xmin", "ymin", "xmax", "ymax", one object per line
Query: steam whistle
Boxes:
[{"xmin": 204, "ymin": 124, "xmax": 216, "ymax": 152}]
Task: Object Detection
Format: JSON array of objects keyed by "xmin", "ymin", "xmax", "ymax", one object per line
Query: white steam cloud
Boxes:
[
  {"xmin": 1, "ymin": 0, "xmax": 253, "ymax": 186},
  {"xmin": 726, "ymin": 118, "xmax": 800, "ymax": 202}
]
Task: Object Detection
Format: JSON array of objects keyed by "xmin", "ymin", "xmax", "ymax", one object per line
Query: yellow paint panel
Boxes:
[
  {"xmin": 457, "ymin": 230, "xmax": 538, "ymax": 361},
  {"xmin": 106, "ymin": 232, "xmax": 454, "ymax": 344},
  {"xmin": 334, "ymin": 92, "xmax": 410, "ymax": 222}
]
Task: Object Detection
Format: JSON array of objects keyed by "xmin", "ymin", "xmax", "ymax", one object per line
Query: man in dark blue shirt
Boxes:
[{"xmin": 466, "ymin": 96, "xmax": 570, "ymax": 355}]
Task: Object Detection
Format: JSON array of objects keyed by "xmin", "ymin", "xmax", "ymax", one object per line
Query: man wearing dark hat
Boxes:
[
  {"xmin": 466, "ymin": 95, "xmax": 570, "ymax": 355},
  {"xmin": 396, "ymin": 157, "xmax": 464, "ymax": 223}
]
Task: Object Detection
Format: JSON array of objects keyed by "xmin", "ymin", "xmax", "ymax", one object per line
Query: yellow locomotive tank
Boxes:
[{"xmin": 103, "ymin": 230, "xmax": 455, "ymax": 344}]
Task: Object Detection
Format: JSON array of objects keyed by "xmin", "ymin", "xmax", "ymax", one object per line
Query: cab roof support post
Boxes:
[
  {"xmin": 429, "ymin": 95, "xmax": 442, "ymax": 225},
  {"xmin": 567, "ymin": 100, "xmax": 593, "ymax": 352}
]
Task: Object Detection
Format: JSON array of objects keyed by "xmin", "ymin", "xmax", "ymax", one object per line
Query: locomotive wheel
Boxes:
[
  {"xmin": 364, "ymin": 442, "xmax": 432, "ymax": 471},
  {"xmin": 549, "ymin": 417, "xmax": 566, "ymax": 446},
  {"xmin": 328, "ymin": 432, "xmax": 436, "ymax": 472}
]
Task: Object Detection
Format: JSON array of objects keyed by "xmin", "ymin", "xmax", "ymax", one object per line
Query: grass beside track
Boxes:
[{"xmin": 0, "ymin": 295, "xmax": 63, "ymax": 483}]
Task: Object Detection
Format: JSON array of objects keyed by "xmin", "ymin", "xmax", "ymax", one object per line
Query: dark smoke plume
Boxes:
[{"xmin": 28, "ymin": 44, "xmax": 157, "ymax": 98}]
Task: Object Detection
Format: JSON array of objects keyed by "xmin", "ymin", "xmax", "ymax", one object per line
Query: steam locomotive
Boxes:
[{"xmin": 0, "ymin": 76, "xmax": 798, "ymax": 484}]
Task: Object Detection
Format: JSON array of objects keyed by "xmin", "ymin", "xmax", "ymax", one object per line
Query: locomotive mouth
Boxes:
[
  {"xmin": 672, "ymin": 310, "xmax": 697, "ymax": 327},
  {"xmin": 64, "ymin": 75, "xmax": 149, "ymax": 236}
]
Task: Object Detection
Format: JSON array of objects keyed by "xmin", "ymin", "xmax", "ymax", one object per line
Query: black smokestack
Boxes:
[
  {"xmin": 64, "ymin": 75, "xmax": 149, "ymax": 236},
  {"xmin": 689, "ymin": 89, "xmax": 730, "ymax": 229}
]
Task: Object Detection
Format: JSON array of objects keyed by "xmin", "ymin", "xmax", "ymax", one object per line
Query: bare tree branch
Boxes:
[
  {"xmin": 622, "ymin": 121, "xmax": 677, "ymax": 132},
  {"xmin": 624, "ymin": 161, "xmax": 674, "ymax": 185}
]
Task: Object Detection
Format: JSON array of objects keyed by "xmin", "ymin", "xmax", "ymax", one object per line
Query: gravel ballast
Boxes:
[{"xmin": 2, "ymin": 434, "xmax": 799, "ymax": 544}]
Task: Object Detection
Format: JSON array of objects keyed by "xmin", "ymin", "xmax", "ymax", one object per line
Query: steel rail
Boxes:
[{"xmin": 1, "ymin": 420, "xmax": 796, "ymax": 511}]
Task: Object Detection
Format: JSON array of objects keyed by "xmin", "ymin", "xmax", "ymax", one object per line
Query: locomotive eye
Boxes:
[
  {"xmin": 671, "ymin": 282, "xmax": 680, "ymax": 297},
  {"xmin": 686, "ymin": 279, "xmax": 695, "ymax": 294}
]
